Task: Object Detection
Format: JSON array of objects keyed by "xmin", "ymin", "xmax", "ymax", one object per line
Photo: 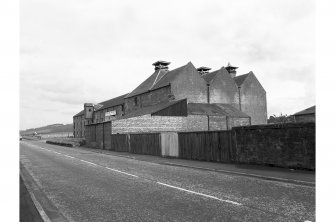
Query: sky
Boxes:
[{"xmin": 20, "ymin": 0, "xmax": 315, "ymax": 130}]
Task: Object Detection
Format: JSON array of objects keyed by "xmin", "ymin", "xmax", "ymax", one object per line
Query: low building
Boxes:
[
  {"xmin": 73, "ymin": 94, "xmax": 127, "ymax": 138},
  {"xmin": 111, "ymin": 99, "xmax": 251, "ymax": 134},
  {"xmin": 293, "ymin": 105, "xmax": 315, "ymax": 123}
]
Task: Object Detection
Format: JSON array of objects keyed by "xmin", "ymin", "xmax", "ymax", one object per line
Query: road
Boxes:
[{"xmin": 20, "ymin": 140, "xmax": 315, "ymax": 222}]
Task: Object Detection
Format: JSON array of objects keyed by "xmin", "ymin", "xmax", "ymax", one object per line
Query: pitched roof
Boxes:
[
  {"xmin": 234, "ymin": 73, "xmax": 249, "ymax": 86},
  {"xmin": 153, "ymin": 63, "xmax": 191, "ymax": 89},
  {"xmin": 74, "ymin": 110, "xmax": 84, "ymax": 117},
  {"xmin": 294, "ymin": 105, "xmax": 316, "ymax": 116},
  {"xmin": 187, "ymin": 103, "xmax": 249, "ymax": 118},
  {"xmin": 201, "ymin": 67, "xmax": 232, "ymax": 83},
  {"xmin": 125, "ymin": 62, "xmax": 192, "ymax": 98},
  {"xmin": 74, "ymin": 93, "xmax": 127, "ymax": 117},
  {"xmin": 202, "ymin": 69, "xmax": 219, "ymax": 83},
  {"xmin": 94, "ymin": 93, "xmax": 127, "ymax": 111},
  {"xmin": 116, "ymin": 99, "xmax": 186, "ymax": 120}
]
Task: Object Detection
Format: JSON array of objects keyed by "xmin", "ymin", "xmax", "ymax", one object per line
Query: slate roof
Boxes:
[
  {"xmin": 201, "ymin": 67, "xmax": 233, "ymax": 83},
  {"xmin": 188, "ymin": 103, "xmax": 249, "ymax": 118},
  {"xmin": 202, "ymin": 69, "xmax": 219, "ymax": 83},
  {"xmin": 73, "ymin": 93, "xmax": 127, "ymax": 117},
  {"xmin": 125, "ymin": 62, "xmax": 192, "ymax": 98},
  {"xmin": 73, "ymin": 110, "xmax": 84, "ymax": 117},
  {"xmin": 94, "ymin": 93, "xmax": 127, "ymax": 111},
  {"xmin": 294, "ymin": 105, "xmax": 316, "ymax": 116},
  {"xmin": 234, "ymin": 73, "xmax": 249, "ymax": 86},
  {"xmin": 116, "ymin": 99, "xmax": 186, "ymax": 120}
]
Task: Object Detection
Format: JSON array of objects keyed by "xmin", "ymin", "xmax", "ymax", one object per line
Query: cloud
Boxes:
[{"xmin": 20, "ymin": 0, "xmax": 315, "ymax": 129}]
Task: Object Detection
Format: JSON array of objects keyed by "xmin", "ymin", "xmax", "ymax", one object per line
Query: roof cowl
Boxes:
[
  {"xmin": 197, "ymin": 66, "xmax": 211, "ymax": 75},
  {"xmin": 152, "ymin": 60, "xmax": 170, "ymax": 71}
]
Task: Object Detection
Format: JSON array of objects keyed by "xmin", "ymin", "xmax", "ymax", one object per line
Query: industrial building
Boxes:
[
  {"xmin": 73, "ymin": 60, "xmax": 267, "ymax": 137},
  {"xmin": 293, "ymin": 105, "xmax": 315, "ymax": 123}
]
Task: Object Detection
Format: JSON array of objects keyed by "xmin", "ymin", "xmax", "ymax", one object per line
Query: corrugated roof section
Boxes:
[
  {"xmin": 294, "ymin": 105, "xmax": 316, "ymax": 116},
  {"xmin": 188, "ymin": 103, "xmax": 249, "ymax": 118},
  {"xmin": 214, "ymin": 104, "xmax": 250, "ymax": 118}
]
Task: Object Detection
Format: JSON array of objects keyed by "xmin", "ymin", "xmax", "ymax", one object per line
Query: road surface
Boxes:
[{"xmin": 20, "ymin": 140, "xmax": 315, "ymax": 222}]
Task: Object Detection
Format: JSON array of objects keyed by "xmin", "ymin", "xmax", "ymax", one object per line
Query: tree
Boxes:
[{"xmin": 268, "ymin": 113, "xmax": 294, "ymax": 124}]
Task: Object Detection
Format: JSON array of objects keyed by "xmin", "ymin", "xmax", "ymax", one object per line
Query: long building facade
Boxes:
[{"xmin": 73, "ymin": 60, "xmax": 267, "ymax": 137}]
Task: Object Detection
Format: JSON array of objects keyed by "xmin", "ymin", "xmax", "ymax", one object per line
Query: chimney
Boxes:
[
  {"xmin": 84, "ymin": 103, "xmax": 94, "ymax": 119},
  {"xmin": 225, "ymin": 62, "xmax": 238, "ymax": 78},
  {"xmin": 197, "ymin": 66, "xmax": 211, "ymax": 75},
  {"xmin": 152, "ymin": 60, "xmax": 170, "ymax": 71}
]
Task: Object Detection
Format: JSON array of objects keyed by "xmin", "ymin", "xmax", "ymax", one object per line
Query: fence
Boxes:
[
  {"xmin": 85, "ymin": 122, "xmax": 315, "ymax": 170},
  {"xmin": 178, "ymin": 131, "xmax": 234, "ymax": 163}
]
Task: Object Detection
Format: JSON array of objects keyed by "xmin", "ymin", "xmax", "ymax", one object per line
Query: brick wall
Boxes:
[
  {"xmin": 294, "ymin": 114, "xmax": 315, "ymax": 123},
  {"xmin": 85, "ymin": 122, "xmax": 315, "ymax": 169},
  {"xmin": 232, "ymin": 122, "xmax": 315, "ymax": 169}
]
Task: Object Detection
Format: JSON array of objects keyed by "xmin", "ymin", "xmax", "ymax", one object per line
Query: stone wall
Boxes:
[
  {"xmin": 125, "ymin": 86, "xmax": 172, "ymax": 114},
  {"xmin": 171, "ymin": 63, "xmax": 208, "ymax": 103},
  {"xmin": 294, "ymin": 114, "xmax": 315, "ymax": 123},
  {"xmin": 228, "ymin": 117, "xmax": 251, "ymax": 129},
  {"xmin": 232, "ymin": 122, "xmax": 315, "ymax": 169},
  {"xmin": 239, "ymin": 73, "xmax": 267, "ymax": 125},
  {"xmin": 209, "ymin": 69, "xmax": 239, "ymax": 105},
  {"xmin": 73, "ymin": 115, "xmax": 85, "ymax": 138},
  {"xmin": 111, "ymin": 115, "xmax": 209, "ymax": 134},
  {"xmin": 85, "ymin": 121, "xmax": 315, "ymax": 170}
]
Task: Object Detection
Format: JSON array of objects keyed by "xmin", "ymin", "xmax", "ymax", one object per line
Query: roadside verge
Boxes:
[{"xmin": 20, "ymin": 163, "xmax": 69, "ymax": 222}]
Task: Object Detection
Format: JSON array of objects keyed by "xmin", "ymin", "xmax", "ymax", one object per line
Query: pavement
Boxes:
[
  {"xmin": 20, "ymin": 140, "xmax": 315, "ymax": 222},
  {"xmin": 80, "ymin": 145, "xmax": 315, "ymax": 187}
]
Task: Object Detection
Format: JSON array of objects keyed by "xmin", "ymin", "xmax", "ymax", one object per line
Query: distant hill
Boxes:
[{"xmin": 21, "ymin": 123, "xmax": 73, "ymax": 135}]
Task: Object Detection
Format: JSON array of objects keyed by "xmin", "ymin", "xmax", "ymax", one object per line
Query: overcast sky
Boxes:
[{"xmin": 20, "ymin": 0, "xmax": 315, "ymax": 130}]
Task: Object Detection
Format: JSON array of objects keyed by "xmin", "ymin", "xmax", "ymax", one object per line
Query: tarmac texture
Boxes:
[{"xmin": 20, "ymin": 140, "xmax": 315, "ymax": 222}]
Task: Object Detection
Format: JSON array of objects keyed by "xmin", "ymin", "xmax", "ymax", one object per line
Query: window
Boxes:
[{"xmin": 134, "ymin": 97, "xmax": 138, "ymax": 106}]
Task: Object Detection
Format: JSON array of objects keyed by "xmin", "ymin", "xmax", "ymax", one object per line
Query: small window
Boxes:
[{"xmin": 134, "ymin": 97, "xmax": 138, "ymax": 106}]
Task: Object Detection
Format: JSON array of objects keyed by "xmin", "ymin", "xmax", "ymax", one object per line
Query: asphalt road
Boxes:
[{"xmin": 20, "ymin": 141, "xmax": 315, "ymax": 222}]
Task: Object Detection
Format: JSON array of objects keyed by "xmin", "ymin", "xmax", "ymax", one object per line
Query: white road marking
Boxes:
[
  {"xmin": 80, "ymin": 159, "xmax": 98, "ymax": 166},
  {"xmin": 104, "ymin": 167, "xmax": 139, "ymax": 178},
  {"xmin": 24, "ymin": 143, "xmax": 139, "ymax": 178},
  {"xmin": 63, "ymin": 154, "xmax": 75, "ymax": 159},
  {"xmin": 157, "ymin": 182, "xmax": 242, "ymax": 206},
  {"xmin": 23, "ymin": 142, "xmax": 241, "ymax": 206}
]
